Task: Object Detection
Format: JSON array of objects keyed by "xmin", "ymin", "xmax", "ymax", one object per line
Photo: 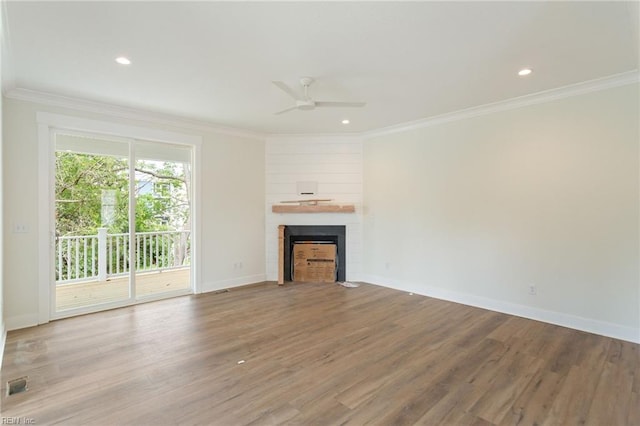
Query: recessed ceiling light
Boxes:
[
  {"xmin": 342, "ymin": 119, "xmax": 350, "ymax": 124},
  {"xmin": 518, "ymin": 68, "xmax": 532, "ymax": 76},
  {"xmin": 115, "ymin": 56, "xmax": 131, "ymax": 65}
]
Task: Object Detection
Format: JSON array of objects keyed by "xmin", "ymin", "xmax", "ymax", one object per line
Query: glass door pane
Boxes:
[
  {"xmin": 133, "ymin": 140, "xmax": 192, "ymax": 298},
  {"xmin": 54, "ymin": 133, "xmax": 131, "ymax": 312}
]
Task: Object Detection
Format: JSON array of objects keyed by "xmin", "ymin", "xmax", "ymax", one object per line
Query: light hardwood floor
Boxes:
[{"xmin": 1, "ymin": 282, "xmax": 638, "ymax": 425}]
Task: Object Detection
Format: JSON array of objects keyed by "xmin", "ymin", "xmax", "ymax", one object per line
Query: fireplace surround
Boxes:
[{"xmin": 283, "ymin": 225, "xmax": 346, "ymax": 282}]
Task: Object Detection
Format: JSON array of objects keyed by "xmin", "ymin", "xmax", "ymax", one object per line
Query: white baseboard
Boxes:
[
  {"xmin": 361, "ymin": 274, "xmax": 640, "ymax": 344},
  {"xmin": 201, "ymin": 274, "xmax": 267, "ymax": 293},
  {"xmin": 5, "ymin": 313, "xmax": 40, "ymax": 332}
]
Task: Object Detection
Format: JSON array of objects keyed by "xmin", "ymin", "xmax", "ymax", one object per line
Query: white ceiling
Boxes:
[{"xmin": 2, "ymin": 1, "xmax": 638, "ymax": 135}]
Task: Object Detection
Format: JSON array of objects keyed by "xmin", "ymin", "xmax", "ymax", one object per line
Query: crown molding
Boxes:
[
  {"xmin": 3, "ymin": 87, "xmax": 266, "ymax": 141},
  {"xmin": 266, "ymin": 133, "xmax": 363, "ymax": 142},
  {"xmin": 362, "ymin": 70, "xmax": 640, "ymax": 139}
]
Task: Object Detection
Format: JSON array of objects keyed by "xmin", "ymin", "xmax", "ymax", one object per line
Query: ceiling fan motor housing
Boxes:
[{"xmin": 300, "ymin": 76, "xmax": 315, "ymax": 87}]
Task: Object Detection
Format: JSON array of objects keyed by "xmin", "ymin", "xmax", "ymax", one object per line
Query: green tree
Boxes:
[
  {"xmin": 55, "ymin": 153, "xmax": 190, "ymax": 237},
  {"xmin": 55, "ymin": 153, "xmax": 129, "ymax": 236}
]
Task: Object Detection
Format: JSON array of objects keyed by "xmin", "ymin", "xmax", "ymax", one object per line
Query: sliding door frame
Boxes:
[{"xmin": 37, "ymin": 112, "xmax": 202, "ymax": 323}]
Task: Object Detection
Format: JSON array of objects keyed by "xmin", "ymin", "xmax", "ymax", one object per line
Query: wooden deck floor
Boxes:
[
  {"xmin": 56, "ymin": 268, "xmax": 190, "ymax": 311},
  {"xmin": 3, "ymin": 282, "xmax": 638, "ymax": 425}
]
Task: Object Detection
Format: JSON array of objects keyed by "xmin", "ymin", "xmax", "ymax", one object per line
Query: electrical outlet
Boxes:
[
  {"xmin": 12, "ymin": 223, "xmax": 29, "ymax": 233},
  {"xmin": 528, "ymin": 284, "xmax": 537, "ymax": 295}
]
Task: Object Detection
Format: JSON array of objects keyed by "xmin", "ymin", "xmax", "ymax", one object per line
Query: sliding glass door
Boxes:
[
  {"xmin": 133, "ymin": 140, "xmax": 191, "ymax": 299},
  {"xmin": 53, "ymin": 132, "xmax": 192, "ymax": 315}
]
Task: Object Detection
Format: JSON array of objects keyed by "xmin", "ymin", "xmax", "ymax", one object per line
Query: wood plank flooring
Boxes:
[
  {"xmin": 1, "ymin": 282, "xmax": 638, "ymax": 425},
  {"xmin": 56, "ymin": 268, "xmax": 190, "ymax": 311}
]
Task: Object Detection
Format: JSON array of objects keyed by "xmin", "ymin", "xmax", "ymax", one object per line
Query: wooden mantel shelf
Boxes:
[{"xmin": 272, "ymin": 204, "xmax": 355, "ymax": 214}]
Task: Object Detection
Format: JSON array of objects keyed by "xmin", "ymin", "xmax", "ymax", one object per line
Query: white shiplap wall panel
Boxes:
[
  {"xmin": 265, "ymin": 136, "xmax": 364, "ymax": 282},
  {"xmin": 267, "ymin": 153, "xmax": 362, "ymax": 165},
  {"xmin": 266, "ymin": 173, "xmax": 362, "ymax": 185},
  {"xmin": 266, "ymin": 163, "xmax": 363, "ymax": 175},
  {"xmin": 266, "ymin": 141, "xmax": 362, "ymax": 155},
  {"xmin": 267, "ymin": 183, "xmax": 363, "ymax": 195}
]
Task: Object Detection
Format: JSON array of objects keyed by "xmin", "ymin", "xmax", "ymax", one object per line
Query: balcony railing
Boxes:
[{"xmin": 56, "ymin": 228, "xmax": 190, "ymax": 284}]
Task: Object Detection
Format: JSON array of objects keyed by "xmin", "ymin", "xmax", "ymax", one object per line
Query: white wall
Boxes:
[
  {"xmin": 200, "ymin": 129, "xmax": 266, "ymax": 291},
  {"xmin": 363, "ymin": 83, "xmax": 639, "ymax": 343},
  {"xmin": 0, "ymin": 3, "xmax": 5, "ymax": 365},
  {"xmin": 2, "ymin": 96, "xmax": 266, "ymax": 329},
  {"xmin": 265, "ymin": 136, "xmax": 363, "ymax": 281}
]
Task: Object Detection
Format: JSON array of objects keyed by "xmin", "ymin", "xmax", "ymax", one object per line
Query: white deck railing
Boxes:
[{"xmin": 56, "ymin": 228, "xmax": 190, "ymax": 284}]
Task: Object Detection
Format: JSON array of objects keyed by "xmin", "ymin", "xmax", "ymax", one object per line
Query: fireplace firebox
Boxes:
[{"xmin": 283, "ymin": 225, "xmax": 346, "ymax": 282}]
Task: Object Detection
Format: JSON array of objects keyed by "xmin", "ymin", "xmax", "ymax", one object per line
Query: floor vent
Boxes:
[
  {"xmin": 7, "ymin": 376, "xmax": 28, "ymax": 396},
  {"xmin": 213, "ymin": 289, "xmax": 230, "ymax": 294}
]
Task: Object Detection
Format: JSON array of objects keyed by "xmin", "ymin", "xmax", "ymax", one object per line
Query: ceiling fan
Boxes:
[{"xmin": 272, "ymin": 77, "xmax": 366, "ymax": 115}]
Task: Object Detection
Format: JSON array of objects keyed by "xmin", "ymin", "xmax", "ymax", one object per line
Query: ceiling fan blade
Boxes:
[
  {"xmin": 272, "ymin": 81, "xmax": 301, "ymax": 101},
  {"xmin": 274, "ymin": 105, "xmax": 299, "ymax": 115},
  {"xmin": 315, "ymin": 101, "xmax": 366, "ymax": 108}
]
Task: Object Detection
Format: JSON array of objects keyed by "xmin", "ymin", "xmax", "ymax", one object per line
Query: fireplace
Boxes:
[{"xmin": 283, "ymin": 225, "xmax": 346, "ymax": 282}]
